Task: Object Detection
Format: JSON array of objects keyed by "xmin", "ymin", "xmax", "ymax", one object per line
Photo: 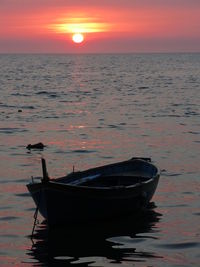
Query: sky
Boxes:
[{"xmin": 0, "ymin": 0, "xmax": 200, "ymax": 53}]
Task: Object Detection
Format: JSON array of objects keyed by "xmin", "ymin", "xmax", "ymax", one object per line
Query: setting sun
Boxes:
[
  {"xmin": 48, "ymin": 14, "xmax": 111, "ymax": 45},
  {"xmin": 72, "ymin": 33, "xmax": 84, "ymax": 43}
]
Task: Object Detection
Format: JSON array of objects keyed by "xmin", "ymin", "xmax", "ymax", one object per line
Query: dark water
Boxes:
[{"xmin": 0, "ymin": 53, "xmax": 200, "ymax": 266}]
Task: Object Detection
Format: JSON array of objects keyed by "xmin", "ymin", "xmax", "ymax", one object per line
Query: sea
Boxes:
[{"xmin": 0, "ymin": 53, "xmax": 200, "ymax": 266}]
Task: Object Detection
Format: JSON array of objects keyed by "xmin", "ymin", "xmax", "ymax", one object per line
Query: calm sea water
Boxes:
[{"xmin": 0, "ymin": 53, "xmax": 200, "ymax": 266}]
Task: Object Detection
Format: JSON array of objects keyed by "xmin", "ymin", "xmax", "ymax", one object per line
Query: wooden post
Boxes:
[{"xmin": 41, "ymin": 158, "xmax": 49, "ymax": 182}]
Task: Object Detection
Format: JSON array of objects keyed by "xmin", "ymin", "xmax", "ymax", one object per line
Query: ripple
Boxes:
[
  {"xmin": 0, "ymin": 127, "xmax": 28, "ymax": 134},
  {"xmin": 188, "ymin": 131, "xmax": 200, "ymax": 135},
  {"xmin": 0, "ymin": 104, "xmax": 17, "ymax": 108},
  {"xmin": 26, "ymin": 207, "xmax": 35, "ymax": 211},
  {"xmin": 0, "ymin": 206, "xmax": 11, "ymax": 210},
  {"xmin": 1, "ymin": 234, "xmax": 18, "ymax": 238},
  {"xmin": 157, "ymin": 242, "xmax": 200, "ymax": 250},
  {"xmin": 11, "ymin": 93, "xmax": 30, "ymax": 97},
  {"xmin": 0, "ymin": 216, "xmax": 18, "ymax": 221},
  {"xmin": 54, "ymin": 256, "xmax": 74, "ymax": 260},
  {"xmin": 138, "ymin": 86, "xmax": 149, "ymax": 90},
  {"xmin": 44, "ymin": 115, "xmax": 60, "ymax": 119},
  {"xmin": 185, "ymin": 111, "xmax": 199, "ymax": 116},
  {"xmin": 162, "ymin": 204, "xmax": 188, "ymax": 208},
  {"xmin": 21, "ymin": 105, "xmax": 35, "ymax": 109},
  {"xmin": 71, "ymin": 149, "xmax": 97, "ymax": 154},
  {"xmin": 108, "ymin": 124, "xmax": 120, "ymax": 129},
  {"xmin": 35, "ymin": 91, "xmax": 49, "ymax": 95},
  {"xmin": 193, "ymin": 212, "xmax": 200, "ymax": 216},
  {"xmin": 162, "ymin": 172, "xmax": 182, "ymax": 177},
  {"xmin": 100, "ymin": 156, "xmax": 114, "ymax": 159},
  {"xmin": 15, "ymin": 193, "xmax": 30, "ymax": 197},
  {"xmin": 15, "ymin": 179, "xmax": 29, "ymax": 183},
  {"xmin": 35, "ymin": 91, "xmax": 60, "ymax": 98}
]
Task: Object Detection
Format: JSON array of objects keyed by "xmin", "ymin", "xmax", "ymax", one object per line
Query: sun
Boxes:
[{"xmin": 72, "ymin": 33, "xmax": 84, "ymax": 43}]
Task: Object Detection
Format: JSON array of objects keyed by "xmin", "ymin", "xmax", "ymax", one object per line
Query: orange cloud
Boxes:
[
  {"xmin": 47, "ymin": 9, "xmax": 114, "ymax": 36},
  {"xmin": 49, "ymin": 19, "xmax": 110, "ymax": 34}
]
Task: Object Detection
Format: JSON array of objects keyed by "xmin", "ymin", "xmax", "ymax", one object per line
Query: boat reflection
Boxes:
[{"xmin": 28, "ymin": 204, "xmax": 161, "ymax": 266}]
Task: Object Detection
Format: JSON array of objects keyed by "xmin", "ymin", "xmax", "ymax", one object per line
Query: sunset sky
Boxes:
[{"xmin": 0, "ymin": 0, "xmax": 200, "ymax": 53}]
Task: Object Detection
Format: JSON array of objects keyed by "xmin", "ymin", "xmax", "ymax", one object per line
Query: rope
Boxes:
[
  {"xmin": 31, "ymin": 190, "xmax": 41, "ymax": 237},
  {"xmin": 31, "ymin": 206, "xmax": 39, "ymax": 237}
]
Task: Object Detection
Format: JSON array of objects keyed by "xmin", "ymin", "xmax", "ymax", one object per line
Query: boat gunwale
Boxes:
[
  {"xmin": 51, "ymin": 176, "xmax": 155, "ymax": 189},
  {"xmin": 27, "ymin": 174, "xmax": 159, "ymax": 195},
  {"xmin": 26, "ymin": 158, "xmax": 160, "ymax": 195}
]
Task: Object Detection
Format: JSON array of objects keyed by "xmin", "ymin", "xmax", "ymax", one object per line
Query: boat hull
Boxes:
[{"xmin": 27, "ymin": 158, "xmax": 160, "ymax": 226}]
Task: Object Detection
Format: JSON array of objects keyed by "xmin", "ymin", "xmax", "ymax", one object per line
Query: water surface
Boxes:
[{"xmin": 0, "ymin": 53, "xmax": 200, "ymax": 266}]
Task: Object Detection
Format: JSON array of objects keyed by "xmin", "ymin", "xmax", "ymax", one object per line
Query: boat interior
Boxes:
[
  {"xmin": 56, "ymin": 159, "xmax": 158, "ymax": 188},
  {"xmin": 76, "ymin": 174, "xmax": 151, "ymax": 188}
]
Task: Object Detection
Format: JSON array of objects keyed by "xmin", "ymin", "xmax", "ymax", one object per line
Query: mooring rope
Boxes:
[{"xmin": 31, "ymin": 190, "xmax": 41, "ymax": 237}]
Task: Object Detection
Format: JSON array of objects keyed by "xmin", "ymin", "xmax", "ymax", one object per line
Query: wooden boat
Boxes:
[{"xmin": 27, "ymin": 157, "xmax": 160, "ymax": 226}]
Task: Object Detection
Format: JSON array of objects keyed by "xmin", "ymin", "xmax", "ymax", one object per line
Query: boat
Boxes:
[{"xmin": 27, "ymin": 157, "xmax": 160, "ymax": 226}]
